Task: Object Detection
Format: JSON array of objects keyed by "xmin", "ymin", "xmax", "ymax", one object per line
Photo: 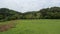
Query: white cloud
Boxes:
[{"xmin": 0, "ymin": 0, "xmax": 60, "ymax": 12}]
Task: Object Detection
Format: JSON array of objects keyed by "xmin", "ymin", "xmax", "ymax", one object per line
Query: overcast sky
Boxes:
[{"xmin": 0, "ymin": 0, "xmax": 60, "ymax": 12}]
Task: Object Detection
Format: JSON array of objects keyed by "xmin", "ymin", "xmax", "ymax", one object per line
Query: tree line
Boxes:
[{"xmin": 0, "ymin": 7, "xmax": 60, "ymax": 21}]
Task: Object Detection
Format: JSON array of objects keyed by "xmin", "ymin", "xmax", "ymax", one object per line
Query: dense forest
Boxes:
[{"xmin": 0, "ymin": 7, "xmax": 60, "ymax": 21}]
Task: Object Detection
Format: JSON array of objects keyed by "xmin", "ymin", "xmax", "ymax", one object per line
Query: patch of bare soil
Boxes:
[{"xmin": 0, "ymin": 23, "xmax": 16, "ymax": 32}]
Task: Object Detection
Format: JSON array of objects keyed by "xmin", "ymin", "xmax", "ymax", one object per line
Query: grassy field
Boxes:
[{"xmin": 0, "ymin": 19, "xmax": 60, "ymax": 34}]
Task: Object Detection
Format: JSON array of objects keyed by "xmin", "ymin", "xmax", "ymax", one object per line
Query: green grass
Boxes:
[{"xmin": 0, "ymin": 19, "xmax": 60, "ymax": 34}]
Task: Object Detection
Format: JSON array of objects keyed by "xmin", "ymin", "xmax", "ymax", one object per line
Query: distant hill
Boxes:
[
  {"xmin": 0, "ymin": 8, "xmax": 22, "ymax": 21},
  {"xmin": 0, "ymin": 7, "xmax": 60, "ymax": 21}
]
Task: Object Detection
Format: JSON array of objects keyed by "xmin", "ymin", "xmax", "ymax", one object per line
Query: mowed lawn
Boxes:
[{"xmin": 0, "ymin": 19, "xmax": 60, "ymax": 34}]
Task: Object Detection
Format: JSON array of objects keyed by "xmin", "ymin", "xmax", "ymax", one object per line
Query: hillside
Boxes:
[
  {"xmin": 0, "ymin": 8, "xmax": 22, "ymax": 21},
  {"xmin": 0, "ymin": 7, "xmax": 60, "ymax": 21}
]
